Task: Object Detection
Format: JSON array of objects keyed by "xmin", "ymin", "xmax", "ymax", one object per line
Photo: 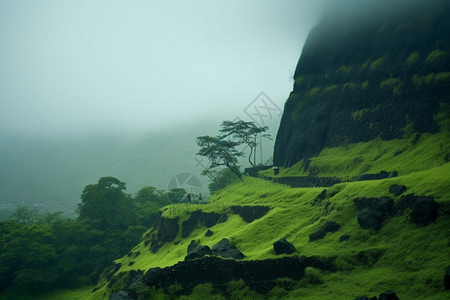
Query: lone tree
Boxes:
[
  {"xmin": 196, "ymin": 135, "xmax": 244, "ymax": 179},
  {"xmin": 219, "ymin": 120, "xmax": 271, "ymax": 167}
]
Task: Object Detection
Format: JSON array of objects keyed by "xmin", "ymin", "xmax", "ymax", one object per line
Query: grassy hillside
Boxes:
[{"xmin": 39, "ymin": 132, "xmax": 450, "ymax": 300}]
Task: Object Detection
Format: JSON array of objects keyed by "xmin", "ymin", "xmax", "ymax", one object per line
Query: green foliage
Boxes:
[
  {"xmin": 291, "ymin": 97, "xmax": 308, "ymax": 121},
  {"xmin": 406, "ymin": 52, "xmax": 419, "ymax": 66},
  {"xmin": 78, "ymin": 177, "xmax": 138, "ymax": 231},
  {"xmin": 196, "ymin": 135, "xmax": 243, "ymax": 179},
  {"xmin": 134, "ymin": 186, "xmax": 168, "ymax": 227},
  {"xmin": 180, "ymin": 283, "xmax": 225, "ymax": 300},
  {"xmin": 380, "ymin": 78, "xmax": 402, "ymax": 94},
  {"xmin": 402, "ymin": 116, "xmax": 415, "ymax": 138},
  {"xmin": 370, "ymin": 56, "xmax": 386, "ymax": 71},
  {"xmin": 434, "ymin": 72, "xmax": 450, "ymax": 82},
  {"xmin": 360, "ymin": 60, "xmax": 369, "ymax": 71},
  {"xmin": 336, "ymin": 65, "xmax": 352, "ymax": 74},
  {"xmin": 226, "ymin": 279, "xmax": 260, "ymax": 300},
  {"xmin": 294, "ymin": 75, "xmax": 305, "ymax": 88},
  {"xmin": 351, "ymin": 108, "xmax": 370, "ymax": 122},
  {"xmin": 323, "ymin": 84, "xmax": 338, "ymax": 94},
  {"xmin": 361, "ymin": 80, "xmax": 369, "ymax": 89},
  {"xmin": 434, "ymin": 102, "xmax": 450, "ymax": 132},
  {"xmin": 308, "ymin": 87, "xmax": 321, "ymax": 97},
  {"xmin": 10, "ymin": 206, "xmax": 39, "ymax": 224},
  {"xmin": 425, "ymin": 49, "xmax": 447, "ymax": 63},
  {"xmin": 342, "ymin": 82, "xmax": 357, "ymax": 90},
  {"xmin": 219, "ymin": 120, "xmax": 271, "ymax": 167},
  {"xmin": 205, "ymin": 168, "xmax": 239, "ymax": 194},
  {"xmin": 303, "ymin": 267, "xmax": 323, "ymax": 285}
]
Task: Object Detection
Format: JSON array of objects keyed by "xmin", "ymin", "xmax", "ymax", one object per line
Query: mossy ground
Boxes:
[{"xmin": 40, "ymin": 133, "xmax": 450, "ymax": 299}]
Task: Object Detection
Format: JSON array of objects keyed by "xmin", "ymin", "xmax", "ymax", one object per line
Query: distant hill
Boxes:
[
  {"xmin": 0, "ymin": 126, "xmax": 212, "ymax": 219},
  {"xmin": 0, "ymin": 121, "xmax": 278, "ymax": 220},
  {"xmin": 274, "ymin": 0, "xmax": 450, "ymax": 167}
]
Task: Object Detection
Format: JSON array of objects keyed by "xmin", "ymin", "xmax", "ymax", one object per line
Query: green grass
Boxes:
[
  {"xmin": 38, "ymin": 132, "xmax": 450, "ymax": 300},
  {"xmin": 274, "ymin": 132, "xmax": 448, "ymax": 179}
]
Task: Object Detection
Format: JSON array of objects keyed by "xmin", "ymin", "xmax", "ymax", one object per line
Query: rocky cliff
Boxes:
[{"xmin": 274, "ymin": 0, "xmax": 450, "ymax": 167}]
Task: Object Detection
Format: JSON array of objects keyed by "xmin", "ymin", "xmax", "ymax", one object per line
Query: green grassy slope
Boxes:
[{"xmin": 44, "ymin": 133, "xmax": 449, "ymax": 300}]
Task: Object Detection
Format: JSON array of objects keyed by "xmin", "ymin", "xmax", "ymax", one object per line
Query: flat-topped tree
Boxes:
[
  {"xmin": 219, "ymin": 120, "xmax": 271, "ymax": 167},
  {"xmin": 196, "ymin": 135, "xmax": 244, "ymax": 179}
]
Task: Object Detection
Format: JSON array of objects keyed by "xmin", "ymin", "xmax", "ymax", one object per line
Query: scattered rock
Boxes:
[
  {"xmin": 353, "ymin": 296, "xmax": 376, "ymax": 300},
  {"xmin": 445, "ymin": 265, "xmax": 450, "ymax": 290},
  {"xmin": 150, "ymin": 217, "xmax": 179, "ymax": 253},
  {"xmin": 388, "ymin": 171, "xmax": 398, "ymax": 178},
  {"xmin": 205, "ymin": 229, "xmax": 214, "ymax": 237},
  {"xmin": 309, "ymin": 221, "xmax": 341, "ymax": 241},
  {"xmin": 354, "ymin": 197, "xmax": 394, "ymax": 217},
  {"xmin": 339, "ymin": 235, "xmax": 350, "ymax": 242},
  {"xmin": 231, "ymin": 206, "xmax": 270, "ymax": 223},
  {"xmin": 211, "ymin": 238, "xmax": 244, "ymax": 259},
  {"xmin": 313, "ymin": 189, "xmax": 327, "ymax": 204},
  {"xmin": 389, "ymin": 184, "xmax": 406, "ymax": 196},
  {"xmin": 379, "ymin": 290, "xmax": 399, "ymax": 300},
  {"xmin": 357, "ymin": 208, "xmax": 384, "ymax": 230},
  {"xmin": 273, "ymin": 238, "xmax": 296, "ymax": 254},
  {"xmin": 128, "ymin": 261, "xmax": 135, "ymax": 266},
  {"xmin": 185, "ymin": 240, "xmax": 212, "ymax": 260},
  {"xmin": 411, "ymin": 196, "xmax": 438, "ymax": 226},
  {"xmin": 110, "ymin": 290, "xmax": 133, "ymax": 300},
  {"xmin": 354, "ymin": 197, "xmax": 394, "ymax": 230}
]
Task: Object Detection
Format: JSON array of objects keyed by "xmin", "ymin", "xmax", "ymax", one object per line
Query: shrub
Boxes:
[
  {"xmin": 426, "ymin": 49, "xmax": 447, "ymax": 63},
  {"xmin": 304, "ymin": 267, "xmax": 323, "ymax": 285},
  {"xmin": 406, "ymin": 52, "xmax": 419, "ymax": 66},
  {"xmin": 370, "ymin": 56, "xmax": 386, "ymax": 71}
]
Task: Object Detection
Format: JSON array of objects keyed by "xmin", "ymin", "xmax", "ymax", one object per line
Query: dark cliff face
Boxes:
[{"xmin": 274, "ymin": 0, "xmax": 450, "ymax": 167}]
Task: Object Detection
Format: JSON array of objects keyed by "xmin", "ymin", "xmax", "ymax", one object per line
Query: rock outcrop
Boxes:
[{"xmin": 274, "ymin": 0, "xmax": 450, "ymax": 167}]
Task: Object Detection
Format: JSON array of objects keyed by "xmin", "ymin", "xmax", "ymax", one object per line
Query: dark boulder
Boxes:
[
  {"xmin": 379, "ymin": 290, "xmax": 399, "ymax": 300},
  {"xmin": 309, "ymin": 221, "xmax": 340, "ymax": 241},
  {"xmin": 339, "ymin": 235, "xmax": 350, "ymax": 242},
  {"xmin": 273, "ymin": 238, "xmax": 297, "ymax": 254},
  {"xmin": 444, "ymin": 265, "xmax": 450, "ymax": 290},
  {"xmin": 354, "ymin": 197, "xmax": 394, "ymax": 217},
  {"xmin": 231, "ymin": 206, "xmax": 270, "ymax": 223},
  {"xmin": 143, "ymin": 267, "xmax": 162, "ymax": 287},
  {"xmin": 389, "ymin": 184, "xmax": 406, "ymax": 196},
  {"xmin": 357, "ymin": 208, "xmax": 384, "ymax": 230},
  {"xmin": 205, "ymin": 229, "xmax": 214, "ymax": 237},
  {"xmin": 182, "ymin": 210, "xmax": 228, "ymax": 238},
  {"xmin": 110, "ymin": 291, "xmax": 133, "ymax": 300},
  {"xmin": 211, "ymin": 238, "xmax": 244, "ymax": 259},
  {"xmin": 185, "ymin": 240, "xmax": 212, "ymax": 260},
  {"xmin": 411, "ymin": 196, "xmax": 439, "ymax": 226}
]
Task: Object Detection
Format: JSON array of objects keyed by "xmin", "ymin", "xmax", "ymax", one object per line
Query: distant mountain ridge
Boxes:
[{"xmin": 274, "ymin": 0, "xmax": 450, "ymax": 167}]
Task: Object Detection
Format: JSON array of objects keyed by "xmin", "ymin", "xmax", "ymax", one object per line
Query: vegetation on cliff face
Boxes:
[{"xmin": 274, "ymin": 1, "xmax": 450, "ymax": 167}]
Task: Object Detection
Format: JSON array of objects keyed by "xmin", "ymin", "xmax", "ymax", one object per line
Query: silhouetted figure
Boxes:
[
  {"xmin": 187, "ymin": 193, "xmax": 192, "ymax": 203},
  {"xmin": 199, "ymin": 193, "xmax": 203, "ymax": 202}
]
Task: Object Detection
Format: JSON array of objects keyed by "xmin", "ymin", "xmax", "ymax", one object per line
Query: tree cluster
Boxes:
[
  {"xmin": 196, "ymin": 120, "xmax": 271, "ymax": 183},
  {"xmin": 0, "ymin": 177, "xmax": 171, "ymax": 294}
]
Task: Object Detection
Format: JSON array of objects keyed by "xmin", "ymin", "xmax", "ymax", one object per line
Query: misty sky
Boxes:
[{"xmin": 0, "ymin": 0, "xmax": 328, "ymax": 138}]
